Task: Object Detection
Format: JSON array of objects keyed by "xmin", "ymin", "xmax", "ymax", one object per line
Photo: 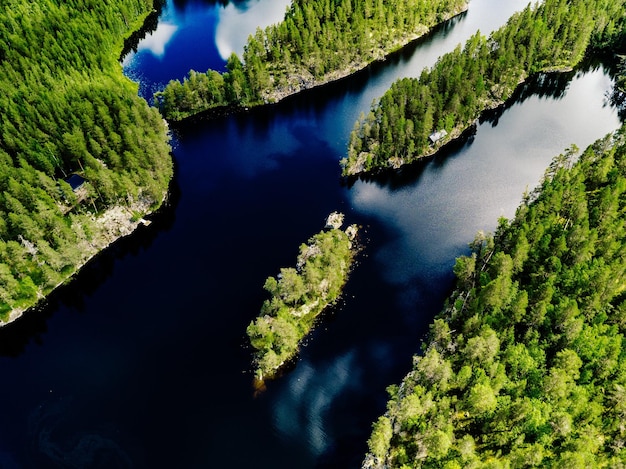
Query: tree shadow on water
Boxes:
[
  {"xmin": 342, "ymin": 124, "xmax": 477, "ymax": 193},
  {"xmin": 344, "ymin": 56, "xmax": 618, "ymax": 194},
  {"xmin": 480, "ymin": 57, "xmax": 615, "ymax": 128},
  {"xmin": 120, "ymin": 0, "xmax": 166, "ymax": 60},
  {"xmin": 0, "ymin": 171, "xmax": 181, "ymax": 358}
]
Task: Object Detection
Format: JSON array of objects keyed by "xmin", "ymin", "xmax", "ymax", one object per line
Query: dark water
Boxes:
[
  {"xmin": 0, "ymin": 1, "xmax": 622, "ymax": 468},
  {"xmin": 122, "ymin": 0, "xmax": 291, "ymax": 100}
]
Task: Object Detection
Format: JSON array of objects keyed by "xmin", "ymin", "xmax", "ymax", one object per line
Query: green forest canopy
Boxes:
[
  {"xmin": 0, "ymin": 0, "xmax": 172, "ymax": 320},
  {"xmin": 342, "ymin": 0, "xmax": 626, "ymax": 175},
  {"xmin": 154, "ymin": 0, "xmax": 468, "ymax": 121},
  {"xmin": 364, "ymin": 122, "xmax": 626, "ymax": 468},
  {"xmin": 247, "ymin": 214, "xmax": 358, "ymax": 381}
]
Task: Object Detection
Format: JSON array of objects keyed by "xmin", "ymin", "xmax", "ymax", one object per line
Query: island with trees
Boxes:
[
  {"xmin": 154, "ymin": 0, "xmax": 468, "ymax": 121},
  {"xmin": 363, "ymin": 122, "xmax": 626, "ymax": 467},
  {"xmin": 0, "ymin": 0, "xmax": 173, "ymax": 324},
  {"xmin": 247, "ymin": 212, "xmax": 359, "ymax": 382},
  {"xmin": 341, "ymin": 0, "xmax": 626, "ymax": 176}
]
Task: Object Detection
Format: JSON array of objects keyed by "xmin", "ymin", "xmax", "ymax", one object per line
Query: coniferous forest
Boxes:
[
  {"xmin": 5, "ymin": 0, "xmax": 626, "ymax": 466},
  {"xmin": 0, "ymin": 0, "xmax": 172, "ymax": 322},
  {"xmin": 364, "ymin": 123, "xmax": 626, "ymax": 468},
  {"xmin": 154, "ymin": 0, "xmax": 468, "ymax": 121},
  {"xmin": 361, "ymin": 2, "xmax": 626, "ymax": 465},
  {"xmin": 342, "ymin": 0, "xmax": 626, "ymax": 175}
]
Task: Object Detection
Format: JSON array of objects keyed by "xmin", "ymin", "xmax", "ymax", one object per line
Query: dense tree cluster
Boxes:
[
  {"xmin": 608, "ymin": 55, "xmax": 626, "ymax": 124},
  {"xmin": 342, "ymin": 0, "xmax": 626, "ymax": 175},
  {"xmin": 155, "ymin": 0, "xmax": 468, "ymax": 121},
  {"xmin": 0, "ymin": 0, "xmax": 173, "ymax": 320},
  {"xmin": 247, "ymin": 214, "xmax": 358, "ymax": 380},
  {"xmin": 363, "ymin": 127, "xmax": 626, "ymax": 467}
]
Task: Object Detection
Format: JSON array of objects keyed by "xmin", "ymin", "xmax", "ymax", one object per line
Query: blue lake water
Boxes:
[
  {"xmin": 122, "ymin": 0, "xmax": 292, "ymax": 100},
  {"xmin": 0, "ymin": 1, "xmax": 622, "ymax": 467}
]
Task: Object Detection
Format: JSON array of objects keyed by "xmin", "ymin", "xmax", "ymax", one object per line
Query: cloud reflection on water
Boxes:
[
  {"xmin": 215, "ymin": 0, "xmax": 290, "ymax": 58},
  {"xmin": 273, "ymin": 351, "xmax": 356, "ymax": 457},
  {"xmin": 351, "ymin": 180, "xmax": 469, "ymax": 287},
  {"xmin": 136, "ymin": 22, "xmax": 179, "ymax": 57},
  {"xmin": 348, "ymin": 67, "xmax": 621, "ymax": 295}
]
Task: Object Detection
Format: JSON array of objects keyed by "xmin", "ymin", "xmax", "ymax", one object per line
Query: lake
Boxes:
[{"xmin": 0, "ymin": 1, "xmax": 622, "ymax": 467}]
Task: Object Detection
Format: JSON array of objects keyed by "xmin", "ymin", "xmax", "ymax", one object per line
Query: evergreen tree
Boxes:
[
  {"xmin": 363, "ymin": 125, "xmax": 626, "ymax": 468},
  {"xmin": 155, "ymin": 0, "xmax": 469, "ymax": 120},
  {"xmin": 0, "ymin": 0, "xmax": 173, "ymax": 321},
  {"xmin": 343, "ymin": 0, "xmax": 626, "ymax": 175}
]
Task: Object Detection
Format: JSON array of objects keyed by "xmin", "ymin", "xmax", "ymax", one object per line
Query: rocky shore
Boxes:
[{"xmin": 0, "ymin": 197, "xmax": 162, "ymax": 327}]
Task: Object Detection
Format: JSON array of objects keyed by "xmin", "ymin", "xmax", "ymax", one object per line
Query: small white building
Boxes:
[{"xmin": 429, "ymin": 129, "xmax": 448, "ymax": 145}]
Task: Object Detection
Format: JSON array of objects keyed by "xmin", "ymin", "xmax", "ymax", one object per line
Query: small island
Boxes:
[{"xmin": 247, "ymin": 212, "xmax": 359, "ymax": 382}]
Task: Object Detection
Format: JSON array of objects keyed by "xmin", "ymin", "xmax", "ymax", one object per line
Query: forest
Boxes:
[
  {"xmin": 363, "ymin": 122, "xmax": 626, "ymax": 468},
  {"xmin": 0, "ymin": 0, "xmax": 173, "ymax": 322},
  {"xmin": 247, "ymin": 213, "xmax": 358, "ymax": 381},
  {"xmin": 361, "ymin": 10, "xmax": 626, "ymax": 465},
  {"xmin": 154, "ymin": 0, "xmax": 468, "ymax": 121},
  {"xmin": 342, "ymin": 0, "xmax": 626, "ymax": 175},
  {"xmin": 5, "ymin": 0, "xmax": 626, "ymax": 465}
]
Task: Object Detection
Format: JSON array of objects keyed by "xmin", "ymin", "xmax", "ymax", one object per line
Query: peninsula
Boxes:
[
  {"xmin": 247, "ymin": 212, "xmax": 359, "ymax": 381},
  {"xmin": 0, "ymin": 0, "xmax": 173, "ymax": 325},
  {"xmin": 341, "ymin": 0, "xmax": 626, "ymax": 176},
  {"xmin": 154, "ymin": 0, "xmax": 468, "ymax": 121}
]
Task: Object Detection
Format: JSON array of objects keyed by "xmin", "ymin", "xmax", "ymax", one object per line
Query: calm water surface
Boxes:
[
  {"xmin": 0, "ymin": 1, "xmax": 622, "ymax": 468},
  {"xmin": 123, "ymin": 0, "xmax": 292, "ymax": 99}
]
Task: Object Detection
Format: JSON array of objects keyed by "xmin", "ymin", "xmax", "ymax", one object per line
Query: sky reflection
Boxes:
[
  {"xmin": 348, "ymin": 67, "xmax": 620, "ymax": 292},
  {"xmin": 215, "ymin": 0, "xmax": 291, "ymax": 58},
  {"xmin": 136, "ymin": 22, "xmax": 178, "ymax": 57},
  {"xmin": 273, "ymin": 351, "xmax": 356, "ymax": 457}
]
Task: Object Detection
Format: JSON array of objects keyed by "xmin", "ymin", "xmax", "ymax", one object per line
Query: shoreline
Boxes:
[
  {"xmin": 0, "ymin": 194, "xmax": 169, "ymax": 328},
  {"xmin": 263, "ymin": 5, "xmax": 469, "ymax": 105},
  {"xmin": 341, "ymin": 66, "xmax": 582, "ymax": 177},
  {"xmin": 0, "ymin": 7, "xmax": 173, "ymax": 328},
  {"xmin": 166, "ymin": 4, "xmax": 469, "ymax": 123}
]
